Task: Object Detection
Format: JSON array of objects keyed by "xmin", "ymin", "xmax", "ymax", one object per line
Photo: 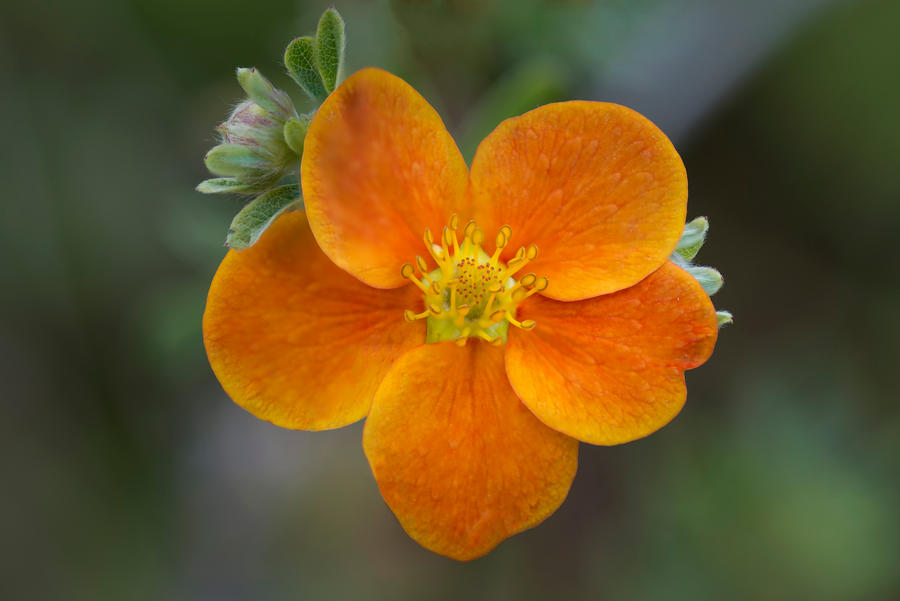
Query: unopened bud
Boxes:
[{"xmin": 199, "ymin": 68, "xmax": 303, "ymax": 194}]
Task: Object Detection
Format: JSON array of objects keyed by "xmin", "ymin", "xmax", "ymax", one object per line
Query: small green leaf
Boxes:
[
  {"xmin": 283, "ymin": 116, "xmax": 309, "ymax": 155},
  {"xmin": 226, "ymin": 184, "xmax": 302, "ymax": 250},
  {"xmin": 716, "ymin": 310, "xmax": 734, "ymax": 327},
  {"xmin": 316, "ymin": 8, "xmax": 345, "ymax": 93},
  {"xmin": 686, "ymin": 265, "xmax": 724, "ymax": 295},
  {"xmin": 285, "ymin": 36, "xmax": 328, "ymax": 103},
  {"xmin": 204, "ymin": 144, "xmax": 267, "ymax": 177},
  {"xmin": 675, "ymin": 216, "xmax": 709, "ymax": 262},
  {"xmin": 196, "ymin": 177, "xmax": 257, "ymax": 194}
]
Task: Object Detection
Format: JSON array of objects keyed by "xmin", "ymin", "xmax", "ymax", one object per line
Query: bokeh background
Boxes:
[{"xmin": 2, "ymin": 0, "xmax": 899, "ymax": 599}]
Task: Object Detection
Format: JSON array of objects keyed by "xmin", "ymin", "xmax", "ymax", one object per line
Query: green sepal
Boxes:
[
  {"xmin": 235, "ymin": 67, "xmax": 293, "ymax": 118},
  {"xmin": 675, "ymin": 216, "xmax": 709, "ymax": 262},
  {"xmin": 716, "ymin": 310, "xmax": 733, "ymax": 327},
  {"xmin": 204, "ymin": 144, "xmax": 267, "ymax": 177},
  {"xmin": 283, "ymin": 116, "xmax": 309, "ymax": 155},
  {"xmin": 225, "ymin": 184, "xmax": 302, "ymax": 250},
  {"xmin": 285, "ymin": 36, "xmax": 328, "ymax": 103},
  {"xmin": 316, "ymin": 8, "xmax": 345, "ymax": 93},
  {"xmin": 196, "ymin": 177, "xmax": 257, "ymax": 194},
  {"xmin": 685, "ymin": 266, "xmax": 724, "ymax": 296}
]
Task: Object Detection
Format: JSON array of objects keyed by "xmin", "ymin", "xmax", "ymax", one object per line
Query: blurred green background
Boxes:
[{"xmin": 2, "ymin": 0, "xmax": 899, "ymax": 599}]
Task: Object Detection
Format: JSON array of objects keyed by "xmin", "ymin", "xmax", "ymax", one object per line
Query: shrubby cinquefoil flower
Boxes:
[{"xmin": 203, "ymin": 68, "xmax": 719, "ymax": 560}]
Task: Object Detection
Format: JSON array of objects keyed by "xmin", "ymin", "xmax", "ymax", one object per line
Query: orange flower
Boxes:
[{"xmin": 203, "ymin": 68, "xmax": 718, "ymax": 560}]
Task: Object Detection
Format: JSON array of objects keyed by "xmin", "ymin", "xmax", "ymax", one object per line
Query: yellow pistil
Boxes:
[{"xmin": 400, "ymin": 215, "xmax": 548, "ymax": 344}]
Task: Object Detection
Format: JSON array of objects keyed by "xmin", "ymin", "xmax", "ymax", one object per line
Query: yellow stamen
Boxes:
[
  {"xmin": 415, "ymin": 255, "xmax": 429, "ymax": 275},
  {"xmin": 404, "ymin": 309, "xmax": 429, "ymax": 322},
  {"xmin": 401, "ymin": 263, "xmax": 431, "ymax": 293},
  {"xmin": 507, "ymin": 314, "xmax": 536, "ymax": 330},
  {"xmin": 490, "ymin": 231, "xmax": 507, "ymax": 263},
  {"xmin": 401, "ymin": 217, "xmax": 547, "ymax": 344}
]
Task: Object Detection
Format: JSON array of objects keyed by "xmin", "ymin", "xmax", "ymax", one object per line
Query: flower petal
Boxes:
[
  {"xmin": 302, "ymin": 68, "xmax": 470, "ymax": 289},
  {"xmin": 363, "ymin": 342, "xmax": 578, "ymax": 560},
  {"xmin": 203, "ymin": 211, "xmax": 425, "ymax": 430},
  {"xmin": 505, "ymin": 262, "xmax": 717, "ymax": 445},
  {"xmin": 471, "ymin": 101, "xmax": 687, "ymax": 301}
]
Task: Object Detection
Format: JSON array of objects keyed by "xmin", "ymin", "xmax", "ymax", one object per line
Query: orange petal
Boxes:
[
  {"xmin": 470, "ymin": 101, "xmax": 687, "ymax": 301},
  {"xmin": 203, "ymin": 211, "xmax": 425, "ymax": 430},
  {"xmin": 302, "ymin": 68, "xmax": 470, "ymax": 289},
  {"xmin": 505, "ymin": 262, "xmax": 717, "ymax": 445},
  {"xmin": 363, "ymin": 342, "xmax": 578, "ymax": 560}
]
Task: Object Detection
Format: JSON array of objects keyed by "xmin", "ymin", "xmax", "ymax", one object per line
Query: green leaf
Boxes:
[
  {"xmin": 716, "ymin": 310, "xmax": 734, "ymax": 327},
  {"xmin": 675, "ymin": 216, "xmax": 709, "ymax": 262},
  {"xmin": 196, "ymin": 177, "xmax": 257, "ymax": 194},
  {"xmin": 316, "ymin": 8, "xmax": 346, "ymax": 93},
  {"xmin": 685, "ymin": 265, "xmax": 724, "ymax": 295},
  {"xmin": 204, "ymin": 144, "xmax": 266, "ymax": 177},
  {"xmin": 226, "ymin": 184, "xmax": 302, "ymax": 250},
  {"xmin": 283, "ymin": 116, "xmax": 309, "ymax": 155},
  {"xmin": 284, "ymin": 36, "xmax": 328, "ymax": 103}
]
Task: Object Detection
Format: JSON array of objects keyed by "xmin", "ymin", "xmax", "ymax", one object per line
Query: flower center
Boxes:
[{"xmin": 401, "ymin": 215, "xmax": 547, "ymax": 345}]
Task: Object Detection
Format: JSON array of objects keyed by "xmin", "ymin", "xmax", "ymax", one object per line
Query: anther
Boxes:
[
  {"xmin": 491, "ymin": 231, "xmax": 507, "ymax": 263},
  {"xmin": 401, "ymin": 263, "xmax": 431, "ymax": 293},
  {"xmin": 503, "ymin": 257, "xmax": 528, "ymax": 278},
  {"xmin": 471, "ymin": 228, "xmax": 484, "ymax": 246},
  {"xmin": 463, "ymin": 220, "xmax": 477, "ymax": 238},
  {"xmin": 525, "ymin": 244, "xmax": 538, "ymax": 260},
  {"xmin": 499, "ymin": 225, "xmax": 512, "ymax": 240},
  {"xmin": 521, "ymin": 276, "xmax": 549, "ymax": 300},
  {"xmin": 442, "ymin": 226, "xmax": 454, "ymax": 248},
  {"xmin": 519, "ymin": 273, "xmax": 537, "ymax": 288},
  {"xmin": 449, "ymin": 214, "xmax": 460, "ymax": 231},
  {"xmin": 507, "ymin": 314, "xmax": 532, "ymax": 329},
  {"xmin": 404, "ymin": 309, "xmax": 429, "ymax": 322},
  {"xmin": 415, "ymin": 255, "xmax": 428, "ymax": 274}
]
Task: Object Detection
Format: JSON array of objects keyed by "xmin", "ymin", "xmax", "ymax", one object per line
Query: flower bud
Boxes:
[{"xmin": 198, "ymin": 68, "xmax": 300, "ymax": 194}]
